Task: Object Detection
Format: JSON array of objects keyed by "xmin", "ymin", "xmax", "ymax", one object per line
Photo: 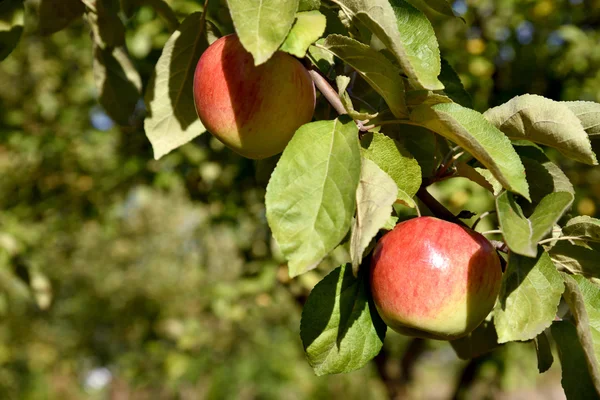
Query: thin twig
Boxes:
[
  {"xmin": 471, "ymin": 210, "xmax": 496, "ymax": 230},
  {"xmin": 480, "ymin": 230, "xmax": 502, "ymax": 236},
  {"xmin": 538, "ymin": 236, "xmax": 585, "ymax": 245}
]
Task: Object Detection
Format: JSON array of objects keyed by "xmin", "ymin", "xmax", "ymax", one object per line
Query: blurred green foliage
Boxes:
[{"xmin": 1, "ymin": 0, "xmax": 598, "ymax": 398}]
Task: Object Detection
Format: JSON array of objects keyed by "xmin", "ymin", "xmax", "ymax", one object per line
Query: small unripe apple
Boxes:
[
  {"xmin": 193, "ymin": 34, "xmax": 316, "ymax": 159},
  {"xmin": 370, "ymin": 216, "xmax": 502, "ymax": 340}
]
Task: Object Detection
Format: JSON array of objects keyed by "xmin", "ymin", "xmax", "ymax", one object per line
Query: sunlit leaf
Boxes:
[
  {"xmin": 361, "ymin": 132, "xmax": 421, "ymax": 206},
  {"xmin": 280, "ymin": 11, "xmax": 326, "ymax": 58},
  {"xmin": 227, "ymin": 0, "xmax": 298, "ymax": 65},
  {"xmin": 144, "ymin": 12, "xmax": 207, "ymax": 159},
  {"xmin": 331, "ymin": 0, "xmax": 443, "ymax": 90},
  {"xmin": 485, "ymin": 94, "xmax": 598, "ymax": 165},
  {"xmin": 266, "ymin": 118, "xmax": 361, "ymax": 277},
  {"xmin": 564, "ymin": 101, "xmax": 600, "ymax": 138},
  {"xmin": 319, "ymin": 34, "xmax": 407, "ymax": 118},
  {"xmin": 350, "ymin": 158, "xmax": 397, "ymax": 275},
  {"xmin": 411, "ymin": 102, "xmax": 530, "ymax": 200},
  {"xmin": 493, "ymin": 250, "xmax": 564, "ymax": 343},
  {"xmin": 496, "ymin": 191, "xmax": 573, "ymax": 257}
]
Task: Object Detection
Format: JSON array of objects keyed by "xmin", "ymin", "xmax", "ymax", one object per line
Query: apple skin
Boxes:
[
  {"xmin": 193, "ymin": 34, "xmax": 316, "ymax": 159},
  {"xmin": 369, "ymin": 216, "xmax": 502, "ymax": 340}
]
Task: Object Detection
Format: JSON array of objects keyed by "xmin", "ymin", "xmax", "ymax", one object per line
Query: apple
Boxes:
[
  {"xmin": 193, "ymin": 34, "xmax": 316, "ymax": 159},
  {"xmin": 369, "ymin": 216, "xmax": 502, "ymax": 340}
]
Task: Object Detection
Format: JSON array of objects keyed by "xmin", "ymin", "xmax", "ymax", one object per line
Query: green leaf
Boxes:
[
  {"xmin": 493, "ymin": 250, "xmax": 564, "ymax": 343},
  {"xmin": 350, "ymin": 158, "xmax": 397, "ymax": 275},
  {"xmin": 361, "ymin": 132, "xmax": 421, "ymax": 207},
  {"xmin": 521, "ymin": 156, "xmax": 574, "ymax": 205},
  {"xmin": 301, "ymin": 265, "xmax": 386, "ymax": 375},
  {"xmin": 533, "ymin": 332, "xmax": 554, "ymax": 373},
  {"xmin": 227, "ymin": 0, "xmax": 299, "ymax": 65},
  {"xmin": 561, "ymin": 274, "xmax": 600, "ymax": 394},
  {"xmin": 299, "ymin": 0, "xmax": 321, "ymax": 11},
  {"xmin": 266, "ymin": 118, "xmax": 361, "ymax": 277},
  {"xmin": 280, "ymin": 11, "xmax": 326, "ymax": 58},
  {"xmin": 336, "ymin": 75, "xmax": 378, "ymax": 120},
  {"xmin": 496, "ymin": 191, "xmax": 573, "ymax": 258},
  {"xmin": 85, "ymin": 0, "xmax": 126, "ymax": 49},
  {"xmin": 551, "ymin": 321, "xmax": 600, "ymax": 400},
  {"xmin": 563, "ymin": 216, "xmax": 600, "ymax": 242},
  {"xmin": 454, "ymin": 162, "xmax": 502, "ymax": 195},
  {"xmin": 484, "ymin": 94, "xmax": 598, "ymax": 165},
  {"xmin": 319, "ymin": 34, "xmax": 407, "ymax": 118},
  {"xmin": 0, "ymin": 0, "xmax": 24, "ymax": 61},
  {"xmin": 331, "ymin": 0, "xmax": 443, "ymax": 90},
  {"xmin": 410, "ymin": 102, "xmax": 530, "ymax": 200},
  {"xmin": 438, "ymin": 58, "xmax": 472, "ymax": 108},
  {"xmin": 426, "ymin": 0, "xmax": 456, "ymax": 17},
  {"xmin": 26, "ymin": 0, "xmax": 85, "ymax": 36},
  {"xmin": 144, "ymin": 12, "xmax": 208, "ymax": 160},
  {"xmin": 563, "ymin": 101, "xmax": 600, "ymax": 138},
  {"xmin": 388, "ymin": 125, "xmax": 438, "ymax": 177},
  {"xmin": 550, "ymin": 241, "xmax": 600, "ymax": 280},
  {"xmin": 450, "ymin": 318, "xmax": 500, "ymax": 360},
  {"xmin": 92, "ymin": 45, "xmax": 142, "ymax": 126},
  {"xmin": 307, "ymin": 40, "xmax": 335, "ymax": 76}
]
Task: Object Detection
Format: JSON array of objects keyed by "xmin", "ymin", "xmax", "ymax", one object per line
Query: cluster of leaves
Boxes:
[{"xmin": 3, "ymin": 0, "xmax": 600, "ymax": 398}]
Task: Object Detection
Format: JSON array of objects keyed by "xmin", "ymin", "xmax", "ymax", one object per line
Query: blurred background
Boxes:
[{"xmin": 1, "ymin": 0, "xmax": 599, "ymax": 398}]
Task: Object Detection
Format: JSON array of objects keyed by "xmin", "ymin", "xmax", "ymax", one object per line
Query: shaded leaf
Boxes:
[
  {"xmin": 307, "ymin": 40, "xmax": 335, "ymax": 76},
  {"xmin": 485, "ymin": 94, "xmax": 598, "ymax": 165},
  {"xmin": 563, "ymin": 101, "xmax": 600, "ymax": 138},
  {"xmin": 280, "ymin": 10, "xmax": 326, "ymax": 58},
  {"xmin": 299, "ymin": 0, "xmax": 321, "ymax": 11},
  {"xmin": 350, "ymin": 158, "xmax": 397, "ymax": 275},
  {"xmin": 319, "ymin": 34, "xmax": 407, "ymax": 118},
  {"xmin": 227, "ymin": 0, "xmax": 298, "ymax": 65},
  {"xmin": 521, "ymin": 156, "xmax": 574, "ymax": 205},
  {"xmin": 388, "ymin": 125, "xmax": 438, "ymax": 177},
  {"xmin": 301, "ymin": 264, "xmax": 387, "ymax": 375},
  {"xmin": 85, "ymin": 0, "xmax": 126, "ymax": 49},
  {"xmin": 26, "ymin": 0, "xmax": 85, "ymax": 36},
  {"xmin": 533, "ymin": 332, "xmax": 554, "ymax": 373},
  {"xmin": 454, "ymin": 162, "xmax": 501, "ymax": 194},
  {"xmin": 411, "ymin": 102, "xmax": 530, "ymax": 200},
  {"xmin": 92, "ymin": 45, "xmax": 142, "ymax": 126},
  {"xmin": 438, "ymin": 58, "xmax": 472, "ymax": 108},
  {"xmin": 0, "ymin": 0, "xmax": 24, "ymax": 61},
  {"xmin": 561, "ymin": 274, "xmax": 600, "ymax": 395},
  {"xmin": 144, "ymin": 12, "xmax": 208, "ymax": 159},
  {"xmin": 496, "ymin": 191, "xmax": 573, "ymax": 257},
  {"xmin": 563, "ymin": 216, "xmax": 600, "ymax": 242},
  {"xmin": 407, "ymin": 0, "xmax": 457, "ymax": 18},
  {"xmin": 450, "ymin": 318, "xmax": 500, "ymax": 360},
  {"xmin": 331, "ymin": 0, "xmax": 443, "ymax": 90},
  {"xmin": 550, "ymin": 241, "xmax": 600, "ymax": 280},
  {"xmin": 551, "ymin": 321, "xmax": 600, "ymax": 400},
  {"xmin": 336, "ymin": 75, "xmax": 378, "ymax": 120},
  {"xmin": 266, "ymin": 118, "xmax": 361, "ymax": 277},
  {"xmin": 361, "ymin": 132, "xmax": 421, "ymax": 206},
  {"xmin": 493, "ymin": 250, "xmax": 564, "ymax": 343}
]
